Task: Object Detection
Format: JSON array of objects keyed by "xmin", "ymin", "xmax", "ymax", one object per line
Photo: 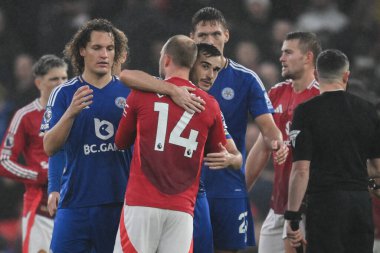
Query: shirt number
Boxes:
[{"xmin": 154, "ymin": 102, "xmax": 199, "ymax": 158}]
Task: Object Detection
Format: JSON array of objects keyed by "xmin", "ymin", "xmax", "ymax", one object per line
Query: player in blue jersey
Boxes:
[
  {"xmin": 40, "ymin": 19, "xmax": 132, "ymax": 252},
  {"xmin": 190, "ymin": 7, "xmax": 286, "ymax": 253}
]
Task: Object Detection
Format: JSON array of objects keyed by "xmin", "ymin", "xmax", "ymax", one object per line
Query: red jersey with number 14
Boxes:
[
  {"xmin": 269, "ymin": 80, "xmax": 319, "ymax": 214},
  {"xmin": 115, "ymin": 77, "xmax": 227, "ymax": 215}
]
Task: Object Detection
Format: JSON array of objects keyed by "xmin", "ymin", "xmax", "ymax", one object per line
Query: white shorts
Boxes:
[
  {"xmin": 258, "ymin": 209, "xmax": 305, "ymax": 253},
  {"xmin": 114, "ymin": 205, "xmax": 193, "ymax": 253},
  {"xmin": 22, "ymin": 213, "xmax": 54, "ymax": 253},
  {"xmin": 374, "ymin": 239, "xmax": 380, "ymax": 253}
]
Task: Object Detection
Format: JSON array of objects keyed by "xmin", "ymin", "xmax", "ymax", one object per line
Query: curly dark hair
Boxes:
[{"xmin": 63, "ymin": 18, "xmax": 128, "ymax": 75}]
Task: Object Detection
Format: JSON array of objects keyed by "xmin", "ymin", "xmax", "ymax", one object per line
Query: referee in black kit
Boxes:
[{"xmin": 285, "ymin": 49, "xmax": 380, "ymax": 253}]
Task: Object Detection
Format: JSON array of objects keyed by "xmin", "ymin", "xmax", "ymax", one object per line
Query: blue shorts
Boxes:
[
  {"xmin": 208, "ymin": 197, "xmax": 255, "ymax": 250},
  {"xmin": 193, "ymin": 192, "xmax": 213, "ymax": 253},
  {"xmin": 50, "ymin": 203, "xmax": 123, "ymax": 253}
]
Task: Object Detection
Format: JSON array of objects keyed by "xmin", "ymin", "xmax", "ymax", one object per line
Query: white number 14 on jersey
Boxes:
[{"xmin": 154, "ymin": 102, "xmax": 199, "ymax": 158}]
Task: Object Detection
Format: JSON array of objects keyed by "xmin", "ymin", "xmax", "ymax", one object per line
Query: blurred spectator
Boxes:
[
  {"xmin": 113, "ymin": 0, "xmax": 180, "ymax": 72},
  {"xmin": 10, "ymin": 54, "xmax": 37, "ymax": 110},
  {"xmin": 0, "ymin": 8, "xmax": 23, "ymax": 86},
  {"xmin": 0, "ymin": 85, "xmax": 14, "ymax": 140},
  {"xmin": 233, "ymin": 40, "xmax": 261, "ymax": 71},
  {"xmin": 233, "ymin": 0, "xmax": 273, "ymax": 56},
  {"xmin": 261, "ymin": 19, "xmax": 294, "ymax": 63},
  {"xmin": 296, "ymin": 0, "xmax": 348, "ymax": 33},
  {"xmin": 296, "ymin": 0, "xmax": 348, "ymax": 46},
  {"xmin": 257, "ymin": 61, "xmax": 281, "ymax": 90},
  {"xmin": 37, "ymin": 0, "xmax": 90, "ymax": 57}
]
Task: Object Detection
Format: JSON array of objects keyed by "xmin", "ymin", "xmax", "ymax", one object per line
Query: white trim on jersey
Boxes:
[
  {"xmin": 229, "ymin": 59, "xmax": 266, "ymax": 91},
  {"xmin": 47, "ymin": 77, "xmax": 77, "ymax": 107}
]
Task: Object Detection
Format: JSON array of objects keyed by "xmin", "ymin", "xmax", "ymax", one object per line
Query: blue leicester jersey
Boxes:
[
  {"xmin": 41, "ymin": 76, "xmax": 131, "ymax": 208},
  {"xmin": 203, "ymin": 59, "xmax": 274, "ymax": 198}
]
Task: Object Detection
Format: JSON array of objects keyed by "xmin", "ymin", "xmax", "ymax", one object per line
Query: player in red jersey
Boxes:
[
  {"xmin": 245, "ymin": 32, "xmax": 321, "ymax": 253},
  {"xmin": 114, "ymin": 35, "xmax": 226, "ymax": 253},
  {"xmin": 0, "ymin": 55, "xmax": 68, "ymax": 252}
]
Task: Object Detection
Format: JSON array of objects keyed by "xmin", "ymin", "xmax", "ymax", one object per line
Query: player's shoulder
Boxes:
[
  {"xmin": 197, "ymin": 89, "xmax": 220, "ymax": 111},
  {"xmin": 51, "ymin": 77, "xmax": 80, "ymax": 97},
  {"xmin": 270, "ymin": 80, "xmax": 292, "ymax": 92},
  {"xmin": 268, "ymin": 80, "xmax": 292, "ymax": 99},
  {"xmin": 113, "ymin": 76, "xmax": 130, "ymax": 89},
  {"xmin": 227, "ymin": 59, "xmax": 260, "ymax": 79},
  {"xmin": 307, "ymin": 80, "xmax": 320, "ymax": 93},
  {"xmin": 13, "ymin": 99, "xmax": 43, "ymax": 119}
]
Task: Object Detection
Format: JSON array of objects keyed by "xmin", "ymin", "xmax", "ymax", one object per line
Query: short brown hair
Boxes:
[{"xmin": 163, "ymin": 35, "xmax": 197, "ymax": 69}]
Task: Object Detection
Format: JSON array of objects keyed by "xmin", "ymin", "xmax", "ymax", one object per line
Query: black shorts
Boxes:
[{"xmin": 306, "ymin": 190, "xmax": 374, "ymax": 253}]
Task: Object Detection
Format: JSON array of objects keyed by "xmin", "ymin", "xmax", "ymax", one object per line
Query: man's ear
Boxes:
[
  {"xmin": 80, "ymin": 47, "xmax": 86, "ymax": 57},
  {"xmin": 342, "ymin": 71, "xmax": 350, "ymax": 85},
  {"xmin": 224, "ymin": 29, "xmax": 230, "ymax": 43},
  {"xmin": 164, "ymin": 54, "xmax": 171, "ymax": 67},
  {"xmin": 306, "ymin": 51, "xmax": 314, "ymax": 64},
  {"xmin": 35, "ymin": 77, "xmax": 42, "ymax": 90}
]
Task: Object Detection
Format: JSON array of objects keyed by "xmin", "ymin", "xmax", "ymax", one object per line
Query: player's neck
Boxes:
[
  {"xmin": 320, "ymin": 82, "xmax": 345, "ymax": 93},
  {"xmin": 81, "ymin": 71, "xmax": 112, "ymax": 89},
  {"xmin": 164, "ymin": 67, "xmax": 190, "ymax": 81},
  {"xmin": 292, "ymin": 74, "xmax": 315, "ymax": 93},
  {"xmin": 221, "ymin": 56, "xmax": 228, "ymax": 69},
  {"xmin": 39, "ymin": 97, "xmax": 48, "ymax": 108}
]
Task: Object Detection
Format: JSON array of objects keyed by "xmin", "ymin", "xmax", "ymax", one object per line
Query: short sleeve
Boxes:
[
  {"xmin": 247, "ymin": 75, "xmax": 274, "ymax": 119},
  {"xmin": 40, "ymin": 86, "xmax": 67, "ymax": 133}
]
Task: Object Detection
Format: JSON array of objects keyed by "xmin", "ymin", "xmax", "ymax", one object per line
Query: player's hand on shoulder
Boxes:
[
  {"xmin": 67, "ymin": 85, "xmax": 93, "ymax": 118},
  {"xmin": 171, "ymin": 85, "xmax": 205, "ymax": 114},
  {"xmin": 48, "ymin": 191, "xmax": 60, "ymax": 217}
]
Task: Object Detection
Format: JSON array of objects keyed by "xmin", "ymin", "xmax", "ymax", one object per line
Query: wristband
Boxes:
[{"xmin": 284, "ymin": 210, "xmax": 302, "ymax": 221}]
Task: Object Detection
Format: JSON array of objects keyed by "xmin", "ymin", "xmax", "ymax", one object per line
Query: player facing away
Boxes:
[
  {"xmin": 0, "ymin": 54, "xmax": 68, "ymax": 252},
  {"xmin": 190, "ymin": 7, "xmax": 285, "ymax": 252},
  {"xmin": 245, "ymin": 32, "xmax": 321, "ymax": 253},
  {"xmin": 118, "ymin": 43, "xmax": 256, "ymax": 253},
  {"xmin": 114, "ymin": 35, "xmax": 227, "ymax": 253},
  {"xmin": 41, "ymin": 19, "xmax": 132, "ymax": 252}
]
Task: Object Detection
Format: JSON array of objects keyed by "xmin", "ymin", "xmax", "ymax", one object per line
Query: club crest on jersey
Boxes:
[
  {"xmin": 289, "ymin": 130, "xmax": 301, "ymax": 148},
  {"xmin": 44, "ymin": 107, "xmax": 52, "ymax": 123},
  {"xmin": 115, "ymin": 97, "xmax": 126, "ymax": 109},
  {"xmin": 4, "ymin": 133, "xmax": 14, "ymax": 148},
  {"xmin": 221, "ymin": 87, "xmax": 234, "ymax": 100}
]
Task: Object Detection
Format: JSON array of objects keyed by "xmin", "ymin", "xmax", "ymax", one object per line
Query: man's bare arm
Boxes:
[
  {"xmin": 119, "ymin": 70, "xmax": 205, "ymax": 113},
  {"xmin": 204, "ymin": 140, "xmax": 242, "ymax": 170},
  {"xmin": 245, "ymin": 134, "xmax": 272, "ymax": 191}
]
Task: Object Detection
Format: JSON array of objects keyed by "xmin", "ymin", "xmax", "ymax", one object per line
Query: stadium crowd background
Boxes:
[{"xmin": 0, "ymin": 0, "xmax": 380, "ymax": 252}]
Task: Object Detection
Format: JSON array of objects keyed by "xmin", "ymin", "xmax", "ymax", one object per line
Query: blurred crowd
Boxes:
[{"xmin": 0, "ymin": 0, "xmax": 380, "ymax": 251}]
